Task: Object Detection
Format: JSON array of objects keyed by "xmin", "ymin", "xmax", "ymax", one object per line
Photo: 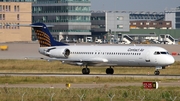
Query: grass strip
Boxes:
[
  {"xmin": 0, "ymin": 87, "xmax": 180, "ymax": 101},
  {"xmin": 0, "ymin": 75, "xmax": 179, "ymax": 84},
  {"xmin": 0, "ymin": 59, "xmax": 180, "ymax": 75}
]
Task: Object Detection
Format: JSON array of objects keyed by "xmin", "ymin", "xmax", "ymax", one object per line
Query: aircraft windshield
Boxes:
[
  {"xmin": 161, "ymin": 52, "xmax": 169, "ymax": 54},
  {"xmin": 154, "ymin": 51, "xmax": 169, "ymax": 55}
]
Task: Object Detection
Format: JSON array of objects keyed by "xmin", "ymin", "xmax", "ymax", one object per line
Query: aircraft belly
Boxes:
[
  {"xmin": 117, "ymin": 56, "xmax": 139, "ymax": 66},
  {"xmin": 117, "ymin": 56, "xmax": 153, "ymax": 67}
]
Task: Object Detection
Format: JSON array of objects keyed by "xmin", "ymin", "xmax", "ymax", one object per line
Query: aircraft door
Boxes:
[
  {"xmin": 154, "ymin": 52, "xmax": 158, "ymax": 65},
  {"xmin": 145, "ymin": 51, "xmax": 150, "ymax": 62}
]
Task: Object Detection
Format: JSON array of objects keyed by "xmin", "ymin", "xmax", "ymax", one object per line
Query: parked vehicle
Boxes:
[
  {"xmin": 95, "ymin": 39, "xmax": 103, "ymax": 44},
  {"xmin": 61, "ymin": 38, "xmax": 78, "ymax": 43},
  {"xmin": 86, "ymin": 37, "xmax": 93, "ymax": 42}
]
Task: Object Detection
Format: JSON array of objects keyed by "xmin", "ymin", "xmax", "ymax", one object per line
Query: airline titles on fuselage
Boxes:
[{"xmin": 127, "ymin": 48, "xmax": 144, "ymax": 52}]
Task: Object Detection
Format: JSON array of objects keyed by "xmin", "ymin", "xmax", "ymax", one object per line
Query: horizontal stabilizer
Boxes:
[{"xmin": 5, "ymin": 24, "xmax": 54, "ymax": 27}]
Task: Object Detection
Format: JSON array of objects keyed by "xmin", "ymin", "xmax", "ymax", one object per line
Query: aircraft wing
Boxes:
[{"xmin": 42, "ymin": 57, "xmax": 109, "ymax": 66}]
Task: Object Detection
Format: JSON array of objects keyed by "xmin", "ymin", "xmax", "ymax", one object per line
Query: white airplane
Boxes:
[{"xmin": 31, "ymin": 23, "xmax": 175, "ymax": 75}]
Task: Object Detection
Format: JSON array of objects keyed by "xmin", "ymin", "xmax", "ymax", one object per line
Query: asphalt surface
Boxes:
[{"xmin": 1, "ymin": 73, "xmax": 180, "ymax": 79}]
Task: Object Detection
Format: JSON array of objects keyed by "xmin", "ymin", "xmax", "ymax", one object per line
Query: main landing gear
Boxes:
[
  {"xmin": 106, "ymin": 66, "xmax": 114, "ymax": 74},
  {"xmin": 81, "ymin": 66, "xmax": 114, "ymax": 75},
  {"xmin": 82, "ymin": 65, "xmax": 90, "ymax": 74}
]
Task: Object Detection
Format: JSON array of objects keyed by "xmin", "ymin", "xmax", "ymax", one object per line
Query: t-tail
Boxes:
[{"xmin": 31, "ymin": 23, "xmax": 68, "ymax": 47}]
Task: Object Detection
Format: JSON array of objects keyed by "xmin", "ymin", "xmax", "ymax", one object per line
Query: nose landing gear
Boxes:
[
  {"xmin": 154, "ymin": 66, "xmax": 165, "ymax": 75},
  {"xmin": 154, "ymin": 70, "xmax": 160, "ymax": 75}
]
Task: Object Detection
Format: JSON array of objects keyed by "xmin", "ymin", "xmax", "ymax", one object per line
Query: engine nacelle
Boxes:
[{"xmin": 45, "ymin": 48, "xmax": 70, "ymax": 58}]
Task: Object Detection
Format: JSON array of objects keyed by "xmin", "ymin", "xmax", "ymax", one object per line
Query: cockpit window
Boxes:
[
  {"xmin": 154, "ymin": 51, "xmax": 160, "ymax": 55},
  {"xmin": 154, "ymin": 51, "xmax": 169, "ymax": 55},
  {"xmin": 161, "ymin": 52, "xmax": 167, "ymax": 54}
]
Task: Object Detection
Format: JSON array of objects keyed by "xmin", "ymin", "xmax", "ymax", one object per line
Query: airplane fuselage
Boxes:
[{"xmin": 39, "ymin": 45, "xmax": 174, "ymax": 67}]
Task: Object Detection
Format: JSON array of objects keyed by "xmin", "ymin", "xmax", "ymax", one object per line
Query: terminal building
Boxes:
[
  {"xmin": 165, "ymin": 6, "xmax": 180, "ymax": 29},
  {"xmin": 91, "ymin": 11, "xmax": 129, "ymax": 41},
  {"xmin": 129, "ymin": 11, "xmax": 172, "ymax": 29},
  {"xmin": 0, "ymin": 2, "xmax": 32, "ymax": 43},
  {"xmin": 32, "ymin": 0, "xmax": 91, "ymax": 41},
  {"xmin": 1, "ymin": 0, "xmax": 91, "ymax": 42},
  {"xmin": 91, "ymin": 10, "xmax": 180, "ymax": 44},
  {"xmin": 129, "ymin": 11, "xmax": 165, "ymax": 21},
  {"xmin": 128, "ymin": 8, "xmax": 180, "ymax": 44}
]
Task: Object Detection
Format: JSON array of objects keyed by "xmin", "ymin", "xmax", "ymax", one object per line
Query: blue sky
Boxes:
[{"xmin": 91, "ymin": 0, "xmax": 180, "ymax": 12}]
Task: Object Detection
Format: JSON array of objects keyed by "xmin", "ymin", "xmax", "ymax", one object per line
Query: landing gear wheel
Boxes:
[
  {"xmin": 154, "ymin": 70, "xmax": 160, "ymax": 75},
  {"xmin": 106, "ymin": 68, "xmax": 114, "ymax": 74},
  {"xmin": 82, "ymin": 68, "xmax": 90, "ymax": 74}
]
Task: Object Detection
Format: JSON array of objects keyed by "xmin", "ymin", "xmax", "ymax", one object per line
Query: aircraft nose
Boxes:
[{"xmin": 167, "ymin": 56, "xmax": 175, "ymax": 65}]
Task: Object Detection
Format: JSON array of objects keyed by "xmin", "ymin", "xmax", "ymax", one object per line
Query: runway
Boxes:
[
  {"xmin": 0, "ymin": 73, "xmax": 180, "ymax": 88},
  {"xmin": 1, "ymin": 73, "xmax": 180, "ymax": 79}
]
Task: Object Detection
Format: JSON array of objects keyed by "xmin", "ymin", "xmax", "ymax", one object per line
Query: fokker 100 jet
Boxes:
[{"xmin": 30, "ymin": 23, "xmax": 175, "ymax": 75}]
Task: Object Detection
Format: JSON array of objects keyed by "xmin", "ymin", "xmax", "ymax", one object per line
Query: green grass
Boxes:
[
  {"xmin": 0, "ymin": 59, "xmax": 180, "ymax": 84},
  {"xmin": 0, "ymin": 60, "xmax": 180, "ymax": 101},
  {"xmin": 0, "ymin": 75, "xmax": 178, "ymax": 84},
  {"xmin": 0, "ymin": 87, "xmax": 180, "ymax": 101}
]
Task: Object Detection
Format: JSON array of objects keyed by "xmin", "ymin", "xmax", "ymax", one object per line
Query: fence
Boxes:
[{"xmin": 0, "ymin": 87, "xmax": 179, "ymax": 101}]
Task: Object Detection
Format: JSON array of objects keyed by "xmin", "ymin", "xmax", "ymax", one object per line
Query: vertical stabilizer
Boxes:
[{"xmin": 31, "ymin": 23, "xmax": 68, "ymax": 47}]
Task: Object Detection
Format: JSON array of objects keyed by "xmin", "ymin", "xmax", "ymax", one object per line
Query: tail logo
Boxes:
[{"xmin": 35, "ymin": 30, "xmax": 51, "ymax": 47}]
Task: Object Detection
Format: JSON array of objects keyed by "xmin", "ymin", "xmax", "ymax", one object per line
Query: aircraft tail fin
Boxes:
[{"xmin": 31, "ymin": 23, "xmax": 68, "ymax": 47}]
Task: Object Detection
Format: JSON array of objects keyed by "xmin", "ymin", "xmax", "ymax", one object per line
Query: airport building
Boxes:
[
  {"xmin": 91, "ymin": 10, "xmax": 180, "ymax": 44},
  {"xmin": 0, "ymin": 0, "xmax": 180, "ymax": 43},
  {"xmin": 32, "ymin": 0, "xmax": 91, "ymax": 41},
  {"xmin": 1, "ymin": 0, "xmax": 91, "ymax": 42},
  {"xmin": 128, "ymin": 8, "xmax": 180, "ymax": 40},
  {"xmin": 165, "ymin": 6, "xmax": 180, "ymax": 29},
  {"xmin": 130, "ymin": 21, "xmax": 172, "ymax": 29},
  {"xmin": 129, "ymin": 11, "xmax": 172, "ymax": 29},
  {"xmin": 91, "ymin": 11, "xmax": 129, "ymax": 41},
  {"xmin": 127, "ymin": 10, "xmax": 180, "ymax": 44},
  {"xmin": 128, "ymin": 6, "xmax": 180, "ymax": 29},
  {"xmin": 129, "ymin": 11, "xmax": 165, "ymax": 21},
  {"xmin": 0, "ymin": 2, "xmax": 32, "ymax": 42}
]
